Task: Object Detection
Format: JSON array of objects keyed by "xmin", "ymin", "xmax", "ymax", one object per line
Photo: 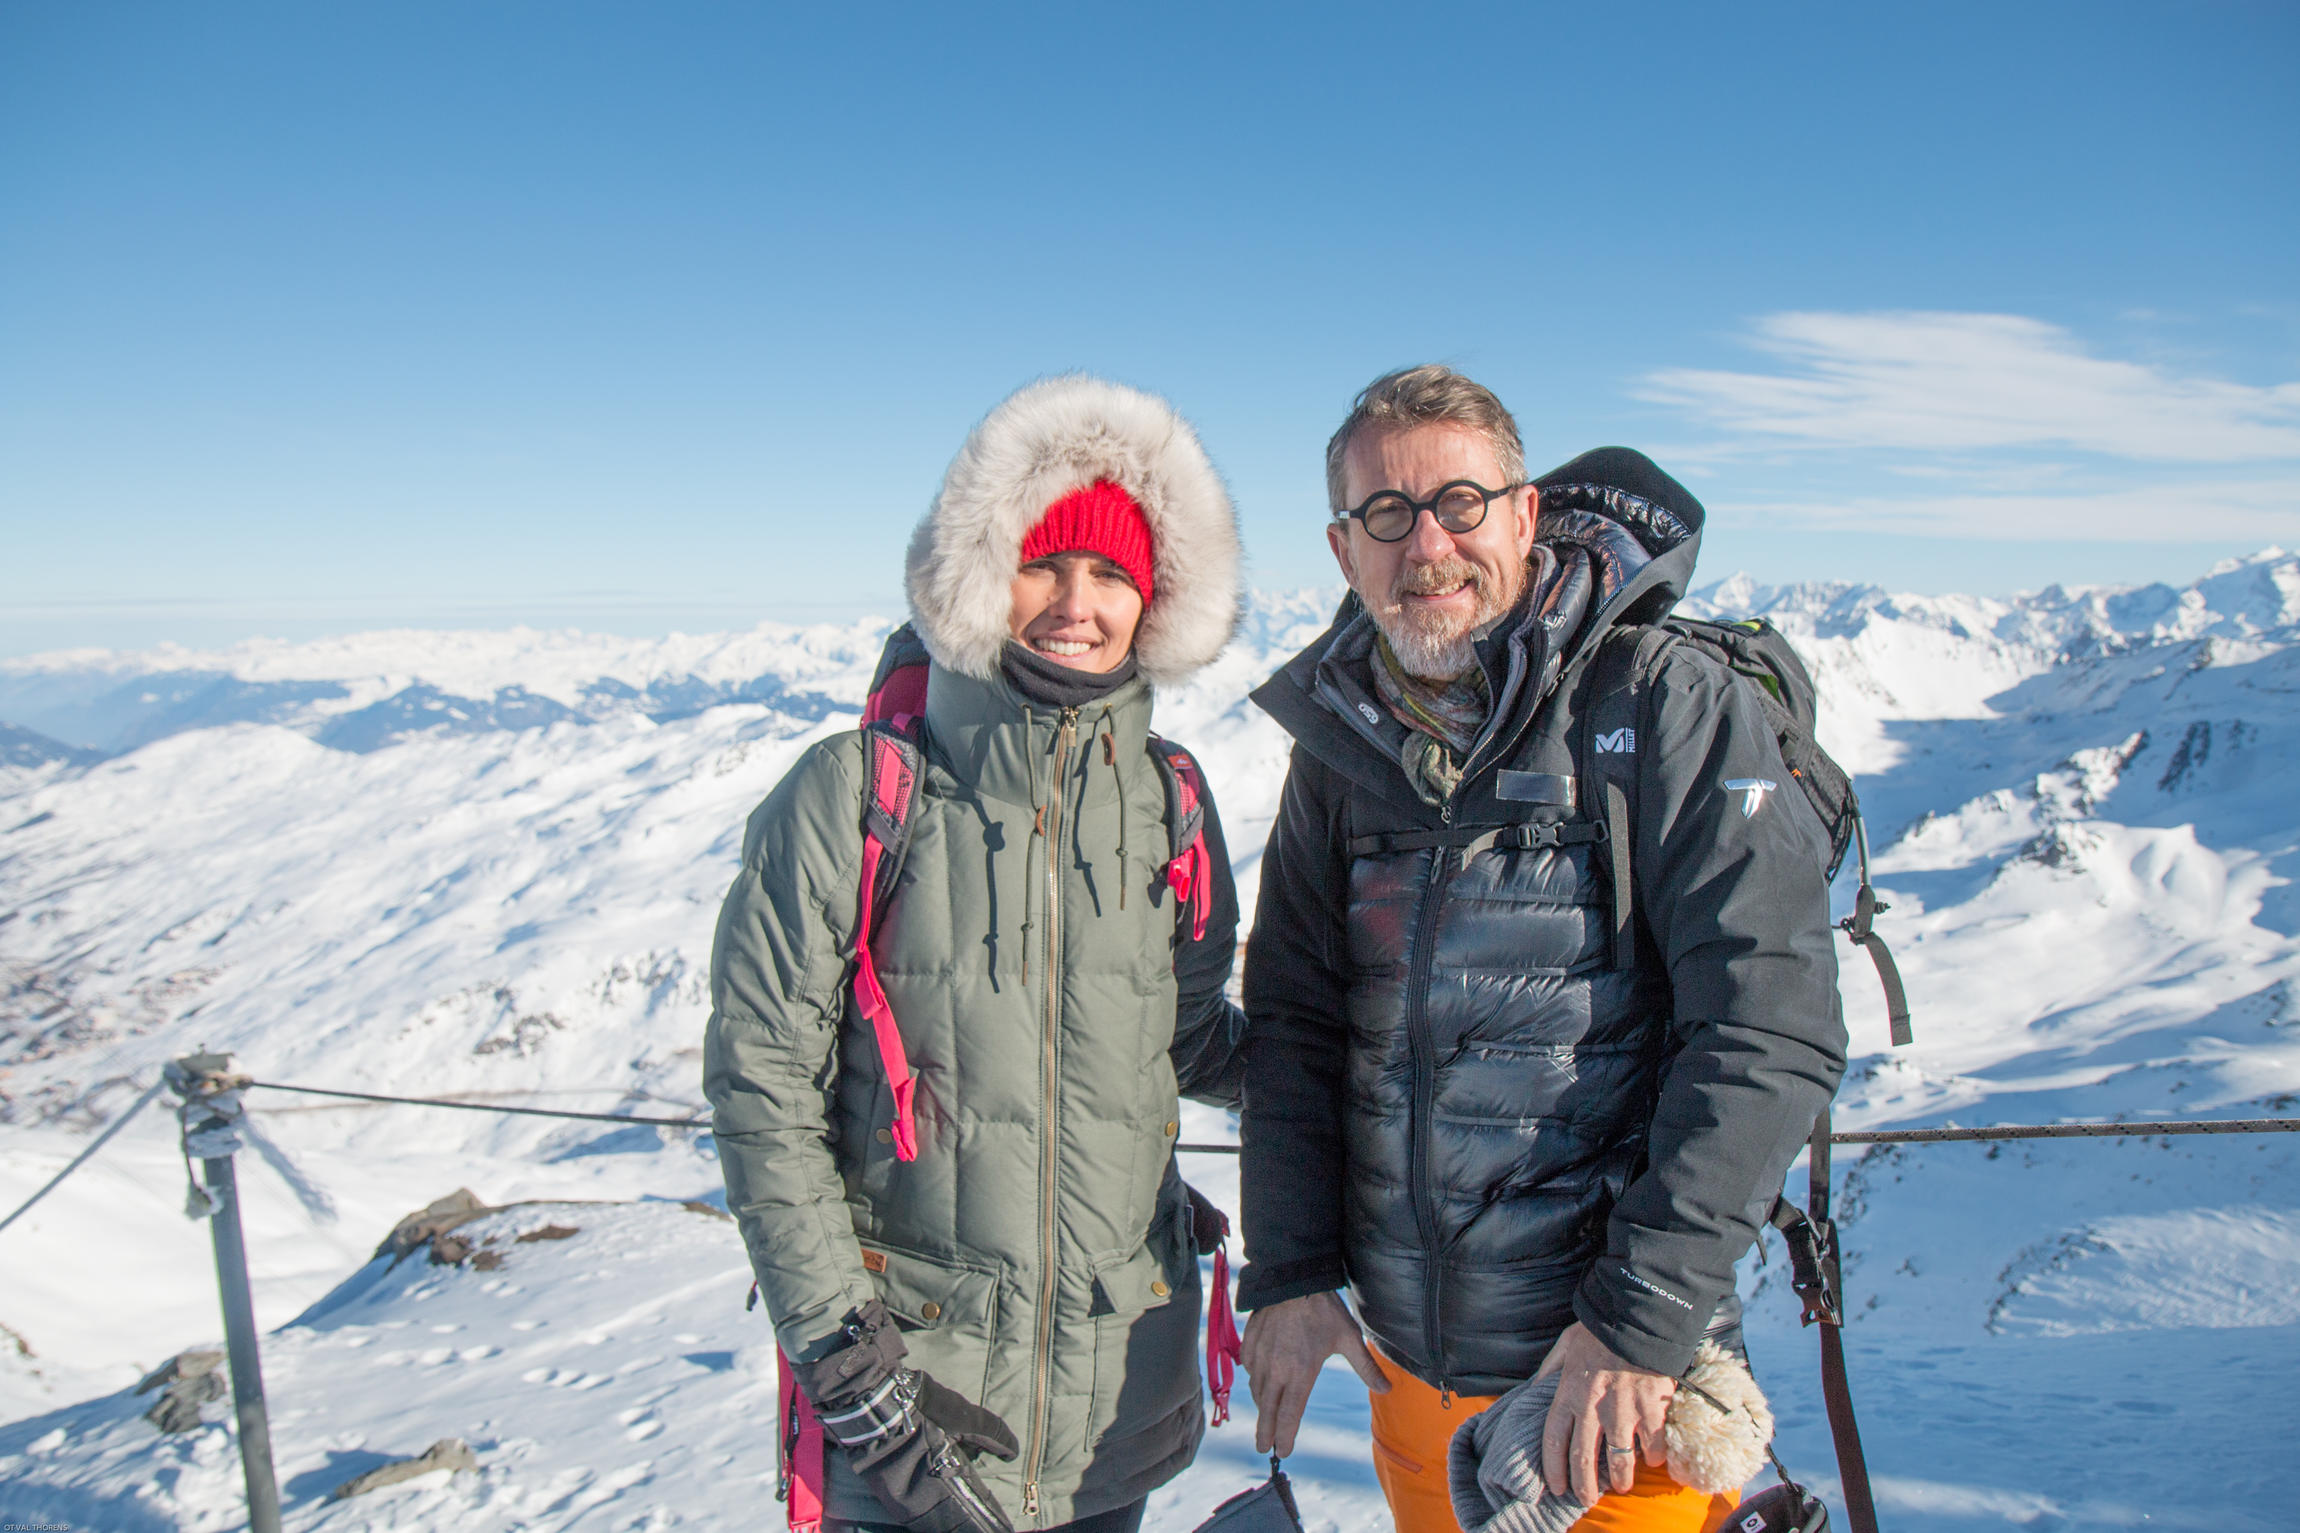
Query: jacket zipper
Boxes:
[
  {"xmin": 1023, "ymin": 705, "xmax": 1077, "ymax": 1521},
  {"xmin": 1404, "ymin": 842, "xmax": 1457, "ymax": 1389}
]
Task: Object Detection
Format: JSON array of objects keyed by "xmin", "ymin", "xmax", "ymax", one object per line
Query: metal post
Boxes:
[
  {"xmin": 169, "ymin": 1052, "xmax": 283, "ymax": 1533},
  {"xmin": 203, "ymin": 1151, "xmax": 283, "ymax": 1533}
]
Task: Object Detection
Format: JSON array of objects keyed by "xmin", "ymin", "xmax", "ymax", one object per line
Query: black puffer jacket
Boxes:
[{"xmin": 1237, "ymin": 449, "xmax": 1847, "ymax": 1389}]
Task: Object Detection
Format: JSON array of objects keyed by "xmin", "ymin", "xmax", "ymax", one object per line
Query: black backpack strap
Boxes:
[
  {"xmin": 1838, "ymin": 818, "xmax": 1914, "ymax": 1047},
  {"xmin": 1580, "ymin": 625, "xmax": 1675, "ymax": 970},
  {"xmin": 1769, "ymin": 1110, "xmax": 1880, "ymax": 1533},
  {"xmin": 1346, "ymin": 820, "xmax": 1608, "ymax": 859},
  {"xmin": 1602, "ymin": 779, "xmax": 1634, "ymax": 972}
]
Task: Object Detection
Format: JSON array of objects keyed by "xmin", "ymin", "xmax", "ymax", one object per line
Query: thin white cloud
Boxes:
[
  {"xmin": 1640, "ymin": 312, "xmax": 2300, "ymax": 462},
  {"xmin": 1722, "ymin": 478, "xmax": 2300, "ymax": 543}
]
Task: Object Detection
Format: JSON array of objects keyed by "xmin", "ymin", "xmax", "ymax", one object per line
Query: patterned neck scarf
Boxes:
[
  {"xmin": 1371, "ymin": 634, "xmax": 1491, "ymax": 806},
  {"xmin": 1372, "ymin": 636, "xmax": 1489, "ymax": 752},
  {"xmin": 1367, "ymin": 545, "xmax": 1583, "ymax": 808}
]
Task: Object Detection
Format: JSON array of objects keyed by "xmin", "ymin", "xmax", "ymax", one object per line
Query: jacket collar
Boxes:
[{"xmin": 923, "ymin": 659, "xmax": 1156, "ymax": 810}]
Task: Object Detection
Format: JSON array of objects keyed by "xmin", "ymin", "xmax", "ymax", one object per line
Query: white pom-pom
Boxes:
[{"xmin": 1661, "ymin": 1341, "xmax": 1774, "ymax": 1495}]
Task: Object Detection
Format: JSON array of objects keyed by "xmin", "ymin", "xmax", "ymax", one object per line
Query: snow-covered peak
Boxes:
[{"xmin": 1685, "ymin": 546, "xmax": 2300, "ymax": 655}]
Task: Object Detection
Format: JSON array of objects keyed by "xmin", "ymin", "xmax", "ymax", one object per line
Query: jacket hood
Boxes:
[
  {"xmin": 1532, "ymin": 445, "xmax": 1705, "ymax": 628},
  {"xmin": 905, "ymin": 375, "xmax": 1244, "ymax": 688}
]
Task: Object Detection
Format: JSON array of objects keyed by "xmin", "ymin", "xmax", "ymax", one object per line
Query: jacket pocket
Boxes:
[
  {"xmin": 1083, "ymin": 1193, "xmax": 1201, "ymax": 1453},
  {"xmin": 862, "ymin": 1242, "xmax": 1002, "ymax": 1408},
  {"xmin": 1088, "ymin": 1240, "xmax": 1180, "ymax": 1318}
]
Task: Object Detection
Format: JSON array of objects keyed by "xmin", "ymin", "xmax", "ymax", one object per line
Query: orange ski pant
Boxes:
[{"xmin": 1366, "ymin": 1347, "xmax": 1739, "ymax": 1533}]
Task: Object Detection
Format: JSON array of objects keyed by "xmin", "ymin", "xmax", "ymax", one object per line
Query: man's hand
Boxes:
[
  {"xmin": 1239, "ymin": 1291, "xmax": 1389, "ymax": 1456},
  {"xmin": 1536, "ymin": 1322, "xmax": 1675, "ymax": 1503}
]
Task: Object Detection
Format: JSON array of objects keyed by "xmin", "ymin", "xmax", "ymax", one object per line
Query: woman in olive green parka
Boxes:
[{"xmin": 705, "ymin": 376, "xmax": 1249, "ymax": 1533}]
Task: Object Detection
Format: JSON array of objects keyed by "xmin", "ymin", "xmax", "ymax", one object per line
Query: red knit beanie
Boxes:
[{"xmin": 1019, "ymin": 480, "xmax": 1156, "ymax": 605}]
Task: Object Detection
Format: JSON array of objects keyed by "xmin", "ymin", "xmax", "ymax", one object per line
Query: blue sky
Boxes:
[{"xmin": 4, "ymin": 1, "xmax": 2296, "ymax": 655}]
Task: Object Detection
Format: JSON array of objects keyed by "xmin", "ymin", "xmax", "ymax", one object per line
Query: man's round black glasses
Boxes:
[{"xmin": 1334, "ymin": 480, "xmax": 1524, "ymax": 542}]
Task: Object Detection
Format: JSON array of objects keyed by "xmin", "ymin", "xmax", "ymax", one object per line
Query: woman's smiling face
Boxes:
[{"xmin": 1008, "ymin": 550, "xmax": 1145, "ymax": 673}]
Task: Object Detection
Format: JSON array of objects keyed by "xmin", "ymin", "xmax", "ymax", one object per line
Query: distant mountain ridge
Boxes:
[
  {"xmin": 8, "ymin": 550, "xmax": 2291, "ymax": 763},
  {"xmin": 0, "ymin": 722, "xmax": 103, "ymax": 771},
  {"xmin": 1685, "ymin": 545, "xmax": 2298, "ymax": 656},
  {"xmin": 0, "ymin": 621, "xmax": 893, "ymax": 757}
]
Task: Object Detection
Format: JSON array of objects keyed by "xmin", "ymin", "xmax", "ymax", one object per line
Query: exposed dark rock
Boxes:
[
  {"xmin": 330, "ymin": 1438, "xmax": 478, "ymax": 1499},
  {"xmin": 137, "ymin": 1348, "xmax": 227, "ymax": 1433},
  {"xmin": 134, "ymin": 1348, "xmax": 223, "ymax": 1395},
  {"xmin": 471, "ymin": 1010, "xmax": 564, "ymax": 1057},
  {"xmin": 375, "ymin": 1188, "xmax": 492, "ymax": 1264},
  {"xmin": 2157, "ymin": 719, "xmax": 2211, "ymax": 791}
]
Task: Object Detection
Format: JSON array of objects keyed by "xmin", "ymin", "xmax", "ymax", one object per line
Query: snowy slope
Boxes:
[{"xmin": 3, "ymin": 550, "xmax": 2298, "ymax": 1529}]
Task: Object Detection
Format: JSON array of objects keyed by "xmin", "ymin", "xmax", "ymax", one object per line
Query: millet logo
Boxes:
[{"xmin": 1594, "ymin": 728, "xmax": 1636, "ymax": 754}]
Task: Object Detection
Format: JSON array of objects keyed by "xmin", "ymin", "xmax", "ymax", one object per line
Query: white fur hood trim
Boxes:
[{"xmin": 905, "ymin": 375, "xmax": 1243, "ymax": 687}]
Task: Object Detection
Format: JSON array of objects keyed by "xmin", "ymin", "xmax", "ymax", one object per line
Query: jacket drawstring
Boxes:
[
  {"xmin": 1021, "ymin": 725, "xmax": 1048, "ymax": 985},
  {"xmin": 1101, "ymin": 711, "xmax": 1128, "ymax": 910}
]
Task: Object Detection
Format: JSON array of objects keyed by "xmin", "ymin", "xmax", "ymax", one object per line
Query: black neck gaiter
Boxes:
[{"xmin": 1000, "ymin": 641, "xmax": 1141, "ymax": 709}]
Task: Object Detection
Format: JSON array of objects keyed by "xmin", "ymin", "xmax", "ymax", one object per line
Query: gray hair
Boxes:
[{"xmin": 1323, "ymin": 365, "xmax": 1526, "ymax": 512}]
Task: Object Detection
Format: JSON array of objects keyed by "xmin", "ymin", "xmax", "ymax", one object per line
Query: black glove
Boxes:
[
  {"xmin": 793, "ymin": 1299, "xmax": 1019, "ymax": 1533},
  {"xmin": 1184, "ymin": 1181, "xmax": 1230, "ymax": 1256}
]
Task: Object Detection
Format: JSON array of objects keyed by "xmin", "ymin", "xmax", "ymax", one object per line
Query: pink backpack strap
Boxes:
[
  {"xmin": 861, "ymin": 622, "xmax": 932, "ymax": 733},
  {"xmin": 777, "ymin": 1349, "xmax": 827, "ymax": 1532},
  {"xmin": 861, "ymin": 662, "xmax": 928, "ymax": 733},
  {"xmin": 855, "ymin": 724, "xmax": 924, "ymax": 1161},
  {"xmin": 1206, "ymin": 1227, "xmax": 1242, "ymax": 1425},
  {"xmin": 1148, "ymin": 737, "xmax": 1214, "ymax": 942}
]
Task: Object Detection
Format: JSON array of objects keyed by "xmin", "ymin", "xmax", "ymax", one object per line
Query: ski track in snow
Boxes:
[{"xmin": 3, "ymin": 552, "xmax": 2298, "ymax": 1529}]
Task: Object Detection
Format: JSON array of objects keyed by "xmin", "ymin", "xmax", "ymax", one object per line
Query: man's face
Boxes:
[{"xmin": 1328, "ymin": 424, "xmax": 1537, "ymax": 680}]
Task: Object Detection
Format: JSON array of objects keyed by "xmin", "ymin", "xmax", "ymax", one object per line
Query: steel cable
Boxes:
[{"xmin": 0, "ymin": 1078, "xmax": 167, "ymax": 1237}]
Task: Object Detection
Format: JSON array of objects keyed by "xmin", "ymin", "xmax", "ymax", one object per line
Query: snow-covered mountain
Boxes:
[
  {"xmin": 3, "ymin": 549, "xmax": 2296, "ymax": 1530},
  {"xmin": 0, "ymin": 622, "xmax": 897, "ymax": 760}
]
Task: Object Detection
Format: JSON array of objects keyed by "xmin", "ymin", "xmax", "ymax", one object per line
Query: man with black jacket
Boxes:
[{"xmin": 1235, "ymin": 366, "xmax": 1847, "ymax": 1533}]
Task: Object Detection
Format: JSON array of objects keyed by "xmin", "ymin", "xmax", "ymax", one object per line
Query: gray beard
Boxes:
[
  {"xmin": 1378, "ymin": 617, "xmax": 1482, "ymax": 681},
  {"xmin": 1366, "ymin": 558, "xmax": 1526, "ymax": 680}
]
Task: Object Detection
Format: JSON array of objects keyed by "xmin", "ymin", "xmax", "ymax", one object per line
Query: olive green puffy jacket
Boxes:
[{"xmin": 705, "ymin": 661, "xmax": 1244, "ymax": 1528}]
